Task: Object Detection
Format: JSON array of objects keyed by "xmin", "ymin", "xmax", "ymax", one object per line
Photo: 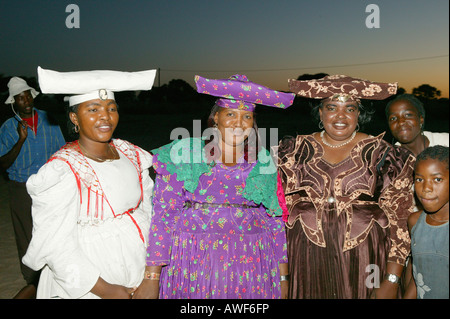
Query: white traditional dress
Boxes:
[{"xmin": 23, "ymin": 139, "xmax": 153, "ymax": 299}]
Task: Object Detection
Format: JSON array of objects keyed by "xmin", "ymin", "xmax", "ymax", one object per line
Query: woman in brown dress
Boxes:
[{"xmin": 278, "ymin": 75, "xmax": 416, "ymax": 298}]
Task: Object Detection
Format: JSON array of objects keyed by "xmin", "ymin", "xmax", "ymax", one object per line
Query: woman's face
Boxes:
[
  {"xmin": 414, "ymin": 158, "xmax": 449, "ymax": 214},
  {"xmin": 387, "ymin": 99, "xmax": 423, "ymax": 144},
  {"xmin": 69, "ymin": 99, "xmax": 119, "ymax": 145},
  {"xmin": 214, "ymin": 107, "xmax": 254, "ymax": 147},
  {"xmin": 319, "ymin": 99, "xmax": 360, "ymax": 141}
]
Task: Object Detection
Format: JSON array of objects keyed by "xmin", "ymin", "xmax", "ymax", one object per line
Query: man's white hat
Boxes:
[
  {"xmin": 37, "ymin": 66, "xmax": 157, "ymax": 106},
  {"xmin": 5, "ymin": 77, "xmax": 40, "ymax": 104}
]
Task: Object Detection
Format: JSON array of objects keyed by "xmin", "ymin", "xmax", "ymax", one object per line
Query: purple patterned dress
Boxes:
[{"xmin": 146, "ymin": 138, "xmax": 287, "ymax": 299}]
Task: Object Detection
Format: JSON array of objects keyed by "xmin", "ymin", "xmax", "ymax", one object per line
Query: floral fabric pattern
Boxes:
[
  {"xmin": 278, "ymin": 133, "xmax": 415, "ymax": 264},
  {"xmin": 194, "ymin": 74, "xmax": 295, "ymax": 111},
  {"xmin": 278, "ymin": 133, "xmax": 415, "ymax": 298},
  {"xmin": 412, "ymin": 264, "xmax": 431, "ymax": 298},
  {"xmin": 288, "ymin": 74, "xmax": 398, "ymax": 100},
  {"xmin": 146, "ymin": 146, "xmax": 287, "ymax": 299}
]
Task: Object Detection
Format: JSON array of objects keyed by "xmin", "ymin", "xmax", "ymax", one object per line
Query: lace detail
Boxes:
[
  {"xmin": 242, "ymin": 147, "xmax": 282, "ymax": 217},
  {"xmin": 151, "ymin": 138, "xmax": 210, "ymax": 193},
  {"xmin": 151, "ymin": 138, "xmax": 283, "ymax": 216}
]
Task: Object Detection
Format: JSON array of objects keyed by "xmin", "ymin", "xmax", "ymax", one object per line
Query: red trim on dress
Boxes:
[{"xmin": 48, "ymin": 139, "xmax": 147, "ymax": 243}]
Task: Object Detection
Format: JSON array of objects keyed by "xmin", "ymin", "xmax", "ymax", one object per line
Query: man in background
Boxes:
[{"xmin": 0, "ymin": 77, "xmax": 65, "ymax": 298}]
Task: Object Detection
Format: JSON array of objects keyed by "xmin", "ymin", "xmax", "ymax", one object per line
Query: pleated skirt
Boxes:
[
  {"xmin": 159, "ymin": 231, "xmax": 282, "ymax": 299},
  {"xmin": 286, "ymin": 209, "xmax": 390, "ymax": 299}
]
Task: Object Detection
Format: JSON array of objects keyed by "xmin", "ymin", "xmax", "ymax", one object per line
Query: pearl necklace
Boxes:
[
  {"xmin": 320, "ymin": 130, "xmax": 356, "ymax": 148},
  {"xmin": 78, "ymin": 141, "xmax": 118, "ymax": 162}
]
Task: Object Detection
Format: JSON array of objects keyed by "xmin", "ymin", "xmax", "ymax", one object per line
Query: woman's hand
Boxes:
[
  {"xmin": 279, "ymin": 262, "xmax": 289, "ymax": 299},
  {"xmin": 132, "ymin": 266, "xmax": 162, "ymax": 299},
  {"xmin": 371, "ymin": 280, "xmax": 400, "ymax": 299},
  {"xmin": 131, "ymin": 279, "xmax": 160, "ymax": 299},
  {"xmin": 280, "ymin": 280, "xmax": 289, "ymax": 299},
  {"xmin": 370, "ymin": 262, "xmax": 403, "ymax": 299},
  {"xmin": 90, "ymin": 277, "xmax": 135, "ymax": 299}
]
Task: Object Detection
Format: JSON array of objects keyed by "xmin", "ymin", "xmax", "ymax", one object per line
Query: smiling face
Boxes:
[
  {"xmin": 414, "ymin": 158, "xmax": 449, "ymax": 215},
  {"xmin": 319, "ymin": 98, "xmax": 360, "ymax": 142},
  {"xmin": 214, "ymin": 107, "xmax": 254, "ymax": 147},
  {"xmin": 13, "ymin": 90, "xmax": 34, "ymax": 118},
  {"xmin": 69, "ymin": 99, "xmax": 119, "ymax": 146},
  {"xmin": 387, "ymin": 99, "xmax": 423, "ymax": 144}
]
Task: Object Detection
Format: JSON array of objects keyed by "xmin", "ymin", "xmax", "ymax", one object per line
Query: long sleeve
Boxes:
[
  {"xmin": 378, "ymin": 145, "xmax": 416, "ymax": 265},
  {"xmin": 146, "ymin": 155, "xmax": 185, "ymax": 266},
  {"xmin": 23, "ymin": 160, "xmax": 100, "ymax": 298}
]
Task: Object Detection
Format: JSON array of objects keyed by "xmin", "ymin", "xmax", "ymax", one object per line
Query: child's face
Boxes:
[{"xmin": 414, "ymin": 158, "xmax": 449, "ymax": 214}]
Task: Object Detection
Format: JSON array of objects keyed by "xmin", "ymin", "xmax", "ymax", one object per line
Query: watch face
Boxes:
[{"xmin": 387, "ymin": 274, "xmax": 399, "ymax": 283}]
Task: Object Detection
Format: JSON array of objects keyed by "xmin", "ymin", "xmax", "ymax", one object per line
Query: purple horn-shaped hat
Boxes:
[{"xmin": 195, "ymin": 74, "xmax": 295, "ymax": 112}]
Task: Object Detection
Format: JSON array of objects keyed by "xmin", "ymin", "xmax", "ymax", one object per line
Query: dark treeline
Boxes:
[{"xmin": 1, "ymin": 73, "xmax": 448, "ymax": 147}]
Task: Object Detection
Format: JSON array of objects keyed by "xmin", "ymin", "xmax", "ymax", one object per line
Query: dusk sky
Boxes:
[{"xmin": 1, "ymin": 0, "xmax": 448, "ymax": 97}]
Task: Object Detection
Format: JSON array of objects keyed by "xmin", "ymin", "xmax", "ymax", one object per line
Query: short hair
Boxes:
[
  {"xmin": 310, "ymin": 98, "xmax": 374, "ymax": 127},
  {"xmin": 415, "ymin": 145, "xmax": 449, "ymax": 170},
  {"xmin": 385, "ymin": 94, "xmax": 426, "ymax": 127}
]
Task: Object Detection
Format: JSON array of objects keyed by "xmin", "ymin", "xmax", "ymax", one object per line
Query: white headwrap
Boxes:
[{"xmin": 37, "ymin": 66, "xmax": 157, "ymax": 106}]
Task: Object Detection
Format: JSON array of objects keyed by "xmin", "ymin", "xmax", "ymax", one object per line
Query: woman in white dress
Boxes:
[{"xmin": 22, "ymin": 67, "xmax": 156, "ymax": 298}]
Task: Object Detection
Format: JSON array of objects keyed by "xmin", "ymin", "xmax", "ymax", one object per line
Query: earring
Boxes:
[
  {"xmin": 356, "ymin": 123, "xmax": 360, "ymax": 132},
  {"xmin": 74, "ymin": 124, "xmax": 79, "ymax": 133},
  {"xmin": 318, "ymin": 121, "xmax": 324, "ymax": 130},
  {"xmin": 213, "ymin": 122, "xmax": 218, "ymax": 129}
]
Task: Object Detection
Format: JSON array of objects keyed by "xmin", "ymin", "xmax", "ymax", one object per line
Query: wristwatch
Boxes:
[{"xmin": 385, "ymin": 273, "xmax": 400, "ymax": 284}]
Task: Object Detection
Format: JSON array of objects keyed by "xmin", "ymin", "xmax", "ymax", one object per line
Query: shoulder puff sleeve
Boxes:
[
  {"xmin": 23, "ymin": 159, "xmax": 100, "ymax": 298},
  {"xmin": 377, "ymin": 143, "xmax": 416, "ymax": 265}
]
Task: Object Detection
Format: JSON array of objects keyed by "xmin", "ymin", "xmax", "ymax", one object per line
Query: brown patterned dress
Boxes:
[{"xmin": 278, "ymin": 133, "xmax": 415, "ymax": 298}]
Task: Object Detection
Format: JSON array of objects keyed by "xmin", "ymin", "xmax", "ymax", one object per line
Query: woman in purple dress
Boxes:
[{"xmin": 134, "ymin": 75, "xmax": 294, "ymax": 299}]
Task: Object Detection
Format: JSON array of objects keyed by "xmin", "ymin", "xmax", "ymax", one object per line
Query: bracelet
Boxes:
[
  {"xmin": 144, "ymin": 271, "xmax": 161, "ymax": 280},
  {"xmin": 280, "ymin": 274, "xmax": 290, "ymax": 282}
]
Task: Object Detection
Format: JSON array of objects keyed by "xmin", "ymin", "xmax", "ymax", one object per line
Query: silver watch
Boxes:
[{"xmin": 385, "ymin": 273, "xmax": 400, "ymax": 284}]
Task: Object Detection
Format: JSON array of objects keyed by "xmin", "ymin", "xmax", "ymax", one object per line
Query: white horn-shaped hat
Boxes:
[{"xmin": 37, "ymin": 66, "xmax": 157, "ymax": 106}]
